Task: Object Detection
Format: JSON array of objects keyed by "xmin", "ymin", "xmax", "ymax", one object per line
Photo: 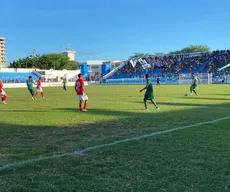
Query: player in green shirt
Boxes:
[
  {"xmin": 140, "ymin": 74, "xmax": 159, "ymax": 110},
  {"xmin": 62, "ymin": 78, "xmax": 67, "ymax": 91},
  {"xmin": 26, "ymin": 76, "xmax": 37, "ymax": 100},
  {"xmin": 190, "ymin": 73, "xmax": 198, "ymax": 96}
]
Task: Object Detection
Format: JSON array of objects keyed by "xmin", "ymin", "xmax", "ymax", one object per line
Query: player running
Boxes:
[
  {"xmin": 140, "ymin": 74, "xmax": 159, "ymax": 110},
  {"xmin": 190, "ymin": 73, "xmax": 198, "ymax": 96},
  {"xmin": 0, "ymin": 81, "xmax": 7, "ymax": 104},
  {"xmin": 75, "ymin": 74, "xmax": 88, "ymax": 112},
  {"xmin": 26, "ymin": 76, "xmax": 37, "ymax": 100},
  {"xmin": 34, "ymin": 77, "xmax": 45, "ymax": 99}
]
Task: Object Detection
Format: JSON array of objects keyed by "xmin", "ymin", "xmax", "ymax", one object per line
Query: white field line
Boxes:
[{"xmin": 1, "ymin": 116, "xmax": 230, "ymax": 171}]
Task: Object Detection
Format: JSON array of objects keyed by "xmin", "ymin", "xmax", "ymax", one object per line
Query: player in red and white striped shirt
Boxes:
[
  {"xmin": 0, "ymin": 81, "xmax": 7, "ymax": 104},
  {"xmin": 34, "ymin": 77, "xmax": 45, "ymax": 99}
]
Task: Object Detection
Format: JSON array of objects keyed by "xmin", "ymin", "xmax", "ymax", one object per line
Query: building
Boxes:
[
  {"xmin": 0, "ymin": 37, "xmax": 6, "ymax": 68},
  {"xmin": 87, "ymin": 60, "xmax": 122, "ymax": 72},
  {"xmin": 82, "ymin": 60, "xmax": 123, "ymax": 80},
  {"xmin": 62, "ymin": 48, "xmax": 76, "ymax": 61}
]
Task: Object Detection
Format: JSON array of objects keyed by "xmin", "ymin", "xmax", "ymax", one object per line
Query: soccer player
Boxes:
[
  {"xmin": 0, "ymin": 80, "xmax": 7, "ymax": 104},
  {"xmin": 34, "ymin": 77, "xmax": 45, "ymax": 99},
  {"xmin": 140, "ymin": 74, "xmax": 159, "ymax": 110},
  {"xmin": 62, "ymin": 78, "xmax": 67, "ymax": 91},
  {"xmin": 26, "ymin": 76, "xmax": 36, "ymax": 100},
  {"xmin": 190, "ymin": 73, "xmax": 198, "ymax": 96},
  {"xmin": 75, "ymin": 73, "xmax": 88, "ymax": 111},
  {"xmin": 156, "ymin": 77, "xmax": 160, "ymax": 86}
]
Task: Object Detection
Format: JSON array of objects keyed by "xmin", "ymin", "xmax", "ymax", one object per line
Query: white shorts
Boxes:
[
  {"xmin": 36, "ymin": 88, "xmax": 43, "ymax": 92},
  {"xmin": 78, "ymin": 94, "xmax": 88, "ymax": 101},
  {"xmin": 0, "ymin": 91, "xmax": 6, "ymax": 97}
]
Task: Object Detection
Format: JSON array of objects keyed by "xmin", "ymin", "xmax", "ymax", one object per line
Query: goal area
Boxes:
[{"xmin": 179, "ymin": 73, "xmax": 212, "ymax": 84}]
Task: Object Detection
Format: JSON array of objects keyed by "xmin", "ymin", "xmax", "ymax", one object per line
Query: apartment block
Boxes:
[{"xmin": 0, "ymin": 37, "xmax": 6, "ymax": 68}]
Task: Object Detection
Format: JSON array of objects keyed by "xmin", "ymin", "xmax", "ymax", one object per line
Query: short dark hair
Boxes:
[
  {"xmin": 29, "ymin": 76, "xmax": 32, "ymax": 79},
  {"xmin": 78, "ymin": 73, "xmax": 82, "ymax": 78},
  {"xmin": 145, "ymin": 74, "xmax": 150, "ymax": 78}
]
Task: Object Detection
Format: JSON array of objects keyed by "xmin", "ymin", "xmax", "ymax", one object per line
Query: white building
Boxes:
[
  {"xmin": 62, "ymin": 48, "xmax": 76, "ymax": 61},
  {"xmin": 85, "ymin": 60, "xmax": 123, "ymax": 80},
  {"xmin": 0, "ymin": 37, "xmax": 6, "ymax": 68},
  {"xmin": 87, "ymin": 60, "xmax": 123, "ymax": 73}
]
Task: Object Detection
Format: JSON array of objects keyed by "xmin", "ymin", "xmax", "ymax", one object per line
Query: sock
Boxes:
[
  {"xmin": 79, "ymin": 104, "xmax": 82, "ymax": 111},
  {"xmin": 2, "ymin": 95, "xmax": 7, "ymax": 102},
  {"xmin": 193, "ymin": 90, "xmax": 197, "ymax": 95},
  {"xmin": 41, "ymin": 92, "xmax": 44, "ymax": 98},
  {"xmin": 84, "ymin": 103, "xmax": 87, "ymax": 109}
]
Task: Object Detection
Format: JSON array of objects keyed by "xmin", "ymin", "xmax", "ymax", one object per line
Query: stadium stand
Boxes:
[
  {"xmin": 108, "ymin": 50, "xmax": 230, "ymax": 79},
  {"xmin": 204, "ymin": 50, "xmax": 230, "ymax": 74}
]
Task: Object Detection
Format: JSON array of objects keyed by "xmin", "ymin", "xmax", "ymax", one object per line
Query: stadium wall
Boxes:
[
  {"xmin": 3, "ymin": 81, "xmax": 101, "ymax": 88},
  {"xmin": 104, "ymin": 77, "xmax": 230, "ymax": 85},
  {"xmin": 0, "ymin": 68, "xmax": 36, "ymax": 72},
  {"xmin": 4, "ymin": 82, "xmax": 76, "ymax": 88},
  {"xmin": 104, "ymin": 77, "xmax": 178, "ymax": 85},
  {"xmin": 103, "ymin": 73, "xmax": 230, "ymax": 84}
]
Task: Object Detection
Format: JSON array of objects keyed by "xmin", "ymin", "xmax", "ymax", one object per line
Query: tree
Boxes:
[
  {"xmin": 130, "ymin": 53, "xmax": 154, "ymax": 58},
  {"xmin": 69, "ymin": 61, "xmax": 79, "ymax": 70},
  {"xmin": 169, "ymin": 45, "xmax": 211, "ymax": 55},
  {"xmin": 168, "ymin": 50, "xmax": 182, "ymax": 55},
  {"xmin": 153, "ymin": 52, "xmax": 165, "ymax": 56},
  {"xmin": 130, "ymin": 53, "xmax": 146, "ymax": 58},
  {"xmin": 181, "ymin": 45, "xmax": 210, "ymax": 53},
  {"xmin": 9, "ymin": 54, "xmax": 79, "ymax": 70}
]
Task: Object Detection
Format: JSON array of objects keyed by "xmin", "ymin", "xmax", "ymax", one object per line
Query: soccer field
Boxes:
[{"xmin": 1, "ymin": 84, "xmax": 230, "ymax": 192}]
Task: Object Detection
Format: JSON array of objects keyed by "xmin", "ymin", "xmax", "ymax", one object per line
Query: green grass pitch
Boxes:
[{"xmin": 1, "ymin": 84, "xmax": 230, "ymax": 192}]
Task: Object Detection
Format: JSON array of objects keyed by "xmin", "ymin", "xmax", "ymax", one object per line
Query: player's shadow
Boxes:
[
  {"xmin": 183, "ymin": 97, "xmax": 230, "ymax": 101},
  {"xmin": 0, "ymin": 109, "xmax": 50, "ymax": 112},
  {"xmin": 214, "ymin": 94, "xmax": 230, "ymax": 96},
  {"xmin": 157, "ymin": 101, "xmax": 230, "ymax": 108},
  {"xmin": 54, "ymin": 108, "xmax": 143, "ymax": 117},
  {"xmin": 131, "ymin": 101, "xmax": 230, "ymax": 108}
]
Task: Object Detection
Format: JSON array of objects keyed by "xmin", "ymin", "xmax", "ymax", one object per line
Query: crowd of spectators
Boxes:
[
  {"xmin": 204, "ymin": 50, "xmax": 230, "ymax": 74},
  {"xmin": 111, "ymin": 50, "xmax": 230, "ymax": 79}
]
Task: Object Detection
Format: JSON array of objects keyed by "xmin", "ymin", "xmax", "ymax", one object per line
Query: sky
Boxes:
[{"xmin": 1, "ymin": 0, "xmax": 230, "ymax": 63}]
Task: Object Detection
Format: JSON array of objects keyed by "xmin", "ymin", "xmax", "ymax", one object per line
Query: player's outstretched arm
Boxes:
[{"xmin": 140, "ymin": 85, "xmax": 149, "ymax": 92}]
